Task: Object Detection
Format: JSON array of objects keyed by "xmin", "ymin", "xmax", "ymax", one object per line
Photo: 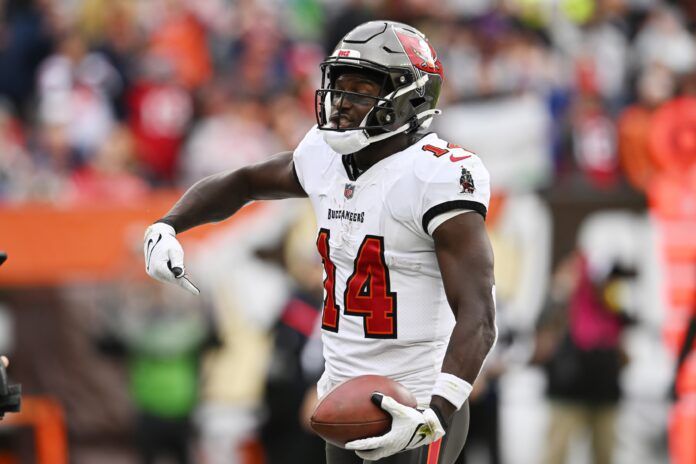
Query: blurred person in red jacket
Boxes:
[
  {"xmin": 147, "ymin": 0, "xmax": 212, "ymax": 90},
  {"xmin": 127, "ymin": 53, "xmax": 193, "ymax": 185}
]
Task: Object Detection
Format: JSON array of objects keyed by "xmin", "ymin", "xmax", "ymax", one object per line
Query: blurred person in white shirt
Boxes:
[
  {"xmin": 633, "ymin": 5, "xmax": 696, "ymax": 74},
  {"xmin": 179, "ymin": 83, "xmax": 281, "ymax": 186},
  {"xmin": 36, "ymin": 31, "xmax": 120, "ymax": 162}
]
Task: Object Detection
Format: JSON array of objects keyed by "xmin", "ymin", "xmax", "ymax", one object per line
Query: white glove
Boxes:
[
  {"xmin": 345, "ymin": 393, "xmax": 446, "ymax": 460},
  {"xmin": 143, "ymin": 222, "xmax": 200, "ymax": 295}
]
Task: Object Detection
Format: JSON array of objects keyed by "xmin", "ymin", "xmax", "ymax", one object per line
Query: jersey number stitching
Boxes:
[
  {"xmin": 422, "ymin": 144, "xmax": 448, "ymax": 157},
  {"xmin": 422, "ymin": 142, "xmax": 470, "ymax": 161},
  {"xmin": 317, "ymin": 229, "xmax": 340, "ymax": 332},
  {"xmin": 317, "ymin": 230, "xmax": 397, "ymax": 338}
]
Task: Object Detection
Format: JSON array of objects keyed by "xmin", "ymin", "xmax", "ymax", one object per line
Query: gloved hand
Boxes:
[
  {"xmin": 144, "ymin": 222, "xmax": 200, "ymax": 295},
  {"xmin": 345, "ymin": 393, "xmax": 446, "ymax": 460}
]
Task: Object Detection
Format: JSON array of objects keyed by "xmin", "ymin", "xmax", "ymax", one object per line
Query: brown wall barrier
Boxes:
[{"xmin": 0, "ymin": 192, "xmax": 260, "ymax": 287}]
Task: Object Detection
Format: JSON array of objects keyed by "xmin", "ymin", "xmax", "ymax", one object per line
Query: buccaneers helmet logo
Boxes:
[{"xmin": 395, "ymin": 30, "xmax": 443, "ymax": 78}]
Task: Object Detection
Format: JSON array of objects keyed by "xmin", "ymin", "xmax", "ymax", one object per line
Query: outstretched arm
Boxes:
[
  {"xmin": 430, "ymin": 211, "xmax": 497, "ymax": 424},
  {"xmin": 160, "ymin": 151, "xmax": 306, "ymax": 233},
  {"xmin": 144, "ymin": 151, "xmax": 306, "ymax": 294}
]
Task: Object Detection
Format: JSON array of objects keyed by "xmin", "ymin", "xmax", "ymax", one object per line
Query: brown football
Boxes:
[{"xmin": 310, "ymin": 375, "xmax": 417, "ymax": 448}]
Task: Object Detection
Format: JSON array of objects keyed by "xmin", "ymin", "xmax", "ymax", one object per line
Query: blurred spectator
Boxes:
[
  {"xmin": 69, "ymin": 124, "xmax": 150, "ymax": 203},
  {"xmin": 268, "ymin": 92, "xmax": 316, "ymax": 150},
  {"xmin": 617, "ymin": 64, "xmax": 675, "ymax": 191},
  {"xmin": 36, "ymin": 31, "xmax": 119, "ymax": 163},
  {"xmin": 83, "ymin": 0, "xmax": 142, "ymax": 120},
  {"xmin": 577, "ymin": 10, "xmax": 630, "ymax": 112},
  {"xmin": 570, "ymin": 95, "xmax": 620, "ymax": 188},
  {"xmin": 0, "ymin": 0, "xmax": 54, "ymax": 119},
  {"xmin": 147, "ymin": 0, "xmax": 212, "ymax": 90},
  {"xmin": 0, "ymin": 100, "xmax": 32, "ymax": 201},
  {"xmin": 534, "ymin": 253, "xmax": 636, "ymax": 464},
  {"xmin": 127, "ymin": 53, "xmax": 193, "ymax": 185},
  {"xmin": 633, "ymin": 5, "xmax": 696, "ymax": 75},
  {"xmin": 179, "ymin": 83, "xmax": 281, "ymax": 185},
  {"xmin": 671, "ymin": 0, "xmax": 696, "ymax": 27},
  {"xmin": 25, "ymin": 122, "xmax": 76, "ymax": 200},
  {"xmin": 228, "ymin": 13, "xmax": 292, "ymax": 99},
  {"xmin": 96, "ymin": 281, "xmax": 220, "ymax": 464}
]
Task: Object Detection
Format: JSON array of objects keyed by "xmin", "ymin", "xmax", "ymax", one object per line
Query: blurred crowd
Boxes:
[{"xmin": 0, "ymin": 0, "xmax": 694, "ymax": 203}]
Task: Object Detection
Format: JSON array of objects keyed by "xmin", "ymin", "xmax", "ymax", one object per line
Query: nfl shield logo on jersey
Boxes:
[
  {"xmin": 344, "ymin": 183, "xmax": 355, "ymax": 199},
  {"xmin": 460, "ymin": 168, "xmax": 475, "ymax": 194}
]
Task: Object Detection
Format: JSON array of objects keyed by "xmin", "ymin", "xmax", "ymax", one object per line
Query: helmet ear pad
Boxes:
[{"xmin": 372, "ymin": 107, "xmax": 395, "ymax": 126}]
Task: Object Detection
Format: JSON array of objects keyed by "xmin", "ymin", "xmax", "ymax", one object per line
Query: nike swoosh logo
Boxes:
[
  {"xmin": 450, "ymin": 154, "xmax": 472, "ymax": 162},
  {"xmin": 406, "ymin": 425, "xmax": 427, "ymax": 448},
  {"xmin": 145, "ymin": 234, "xmax": 162, "ymax": 270}
]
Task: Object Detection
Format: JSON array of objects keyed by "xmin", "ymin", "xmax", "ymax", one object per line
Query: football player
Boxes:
[{"xmin": 144, "ymin": 21, "xmax": 496, "ymax": 464}]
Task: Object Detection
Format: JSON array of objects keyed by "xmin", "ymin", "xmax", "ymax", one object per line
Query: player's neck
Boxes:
[{"xmin": 352, "ymin": 133, "xmax": 412, "ymax": 172}]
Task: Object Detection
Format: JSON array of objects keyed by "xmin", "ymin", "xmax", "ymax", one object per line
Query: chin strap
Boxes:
[{"xmin": 321, "ymin": 108, "xmax": 442, "ymax": 154}]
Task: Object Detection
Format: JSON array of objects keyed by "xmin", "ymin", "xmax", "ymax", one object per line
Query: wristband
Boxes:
[{"xmin": 431, "ymin": 373, "xmax": 473, "ymax": 410}]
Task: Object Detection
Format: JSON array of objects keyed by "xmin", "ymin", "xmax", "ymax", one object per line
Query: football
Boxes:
[{"xmin": 310, "ymin": 374, "xmax": 418, "ymax": 447}]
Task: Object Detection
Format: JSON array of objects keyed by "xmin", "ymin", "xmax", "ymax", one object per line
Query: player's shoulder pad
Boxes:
[
  {"xmin": 413, "ymin": 135, "xmax": 488, "ymax": 184},
  {"xmin": 294, "ymin": 125, "xmax": 326, "ymax": 157},
  {"xmin": 293, "ymin": 126, "xmax": 336, "ymax": 194}
]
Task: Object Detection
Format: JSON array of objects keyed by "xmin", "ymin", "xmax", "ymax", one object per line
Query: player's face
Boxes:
[{"xmin": 329, "ymin": 73, "xmax": 381, "ymax": 129}]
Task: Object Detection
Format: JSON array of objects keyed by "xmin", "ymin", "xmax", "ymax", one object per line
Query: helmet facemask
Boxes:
[{"xmin": 315, "ymin": 62, "xmax": 399, "ymax": 135}]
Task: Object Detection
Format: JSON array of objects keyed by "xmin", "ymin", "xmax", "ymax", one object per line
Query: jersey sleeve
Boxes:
[{"xmin": 419, "ymin": 155, "xmax": 490, "ymax": 235}]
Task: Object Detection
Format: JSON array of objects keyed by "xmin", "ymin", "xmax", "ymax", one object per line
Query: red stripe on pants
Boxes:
[{"xmin": 426, "ymin": 439, "xmax": 442, "ymax": 464}]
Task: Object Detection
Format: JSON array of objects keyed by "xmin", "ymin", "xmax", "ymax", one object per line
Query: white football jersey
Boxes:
[{"xmin": 293, "ymin": 127, "xmax": 490, "ymax": 404}]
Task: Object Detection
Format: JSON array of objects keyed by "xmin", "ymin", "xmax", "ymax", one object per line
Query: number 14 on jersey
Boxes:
[{"xmin": 316, "ymin": 229, "xmax": 397, "ymax": 338}]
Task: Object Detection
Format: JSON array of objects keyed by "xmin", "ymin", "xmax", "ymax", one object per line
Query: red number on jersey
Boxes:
[
  {"xmin": 422, "ymin": 144, "xmax": 448, "ymax": 157},
  {"xmin": 317, "ymin": 229, "xmax": 339, "ymax": 332},
  {"xmin": 422, "ymin": 142, "xmax": 473, "ymax": 161},
  {"xmin": 344, "ymin": 236, "xmax": 397, "ymax": 338},
  {"xmin": 316, "ymin": 233, "xmax": 397, "ymax": 338}
]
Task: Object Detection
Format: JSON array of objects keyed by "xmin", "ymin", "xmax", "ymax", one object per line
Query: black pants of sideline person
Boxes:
[{"xmin": 135, "ymin": 411, "xmax": 192, "ymax": 464}]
